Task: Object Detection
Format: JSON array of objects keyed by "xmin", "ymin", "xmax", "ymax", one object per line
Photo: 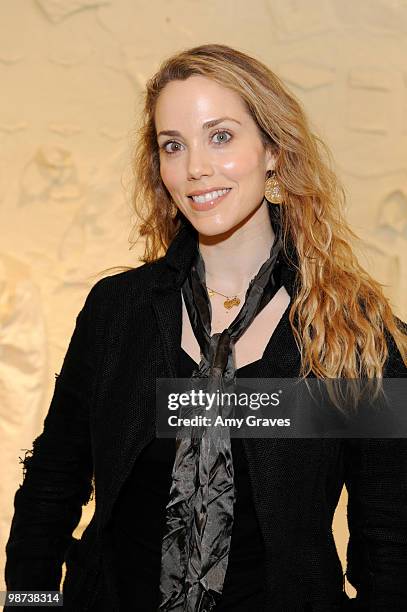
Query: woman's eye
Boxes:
[
  {"xmin": 163, "ymin": 142, "xmax": 182, "ymax": 154},
  {"xmin": 161, "ymin": 130, "xmax": 232, "ymax": 155},
  {"xmin": 212, "ymin": 130, "xmax": 232, "ymax": 144}
]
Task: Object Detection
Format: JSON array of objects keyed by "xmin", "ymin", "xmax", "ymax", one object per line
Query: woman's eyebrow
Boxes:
[{"xmin": 157, "ymin": 116, "xmax": 242, "ymax": 139}]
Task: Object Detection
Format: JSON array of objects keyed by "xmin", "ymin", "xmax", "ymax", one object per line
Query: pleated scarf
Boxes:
[{"xmin": 159, "ymin": 203, "xmax": 285, "ymax": 612}]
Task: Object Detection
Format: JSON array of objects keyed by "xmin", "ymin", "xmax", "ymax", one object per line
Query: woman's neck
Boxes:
[{"xmin": 198, "ymin": 200, "xmax": 276, "ymax": 297}]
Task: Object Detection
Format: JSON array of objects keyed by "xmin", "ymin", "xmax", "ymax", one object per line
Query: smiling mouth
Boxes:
[
  {"xmin": 187, "ymin": 188, "xmax": 232, "ymax": 211},
  {"xmin": 188, "ymin": 188, "xmax": 232, "ymax": 204}
]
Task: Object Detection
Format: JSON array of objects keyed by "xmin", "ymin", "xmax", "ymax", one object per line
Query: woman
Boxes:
[{"xmin": 5, "ymin": 44, "xmax": 407, "ymax": 612}]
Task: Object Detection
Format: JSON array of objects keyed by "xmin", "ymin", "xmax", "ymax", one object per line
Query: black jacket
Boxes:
[{"xmin": 5, "ymin": 218, "xmax": 407, "ymax": 612}]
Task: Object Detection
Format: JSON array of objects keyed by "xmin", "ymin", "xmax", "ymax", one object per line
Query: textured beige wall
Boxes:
[{"xmin": 1, "ymin": 0, "xmax": 407, "ymax": 600}]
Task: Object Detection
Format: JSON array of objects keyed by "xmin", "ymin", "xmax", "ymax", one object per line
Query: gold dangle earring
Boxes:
[{"xmin": 264, "ymin": 170, "xmax": 283, "ymax": 204}]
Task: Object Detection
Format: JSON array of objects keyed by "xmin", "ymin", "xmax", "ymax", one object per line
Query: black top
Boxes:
[
  {"xmin": 109, "ymin": 346, "xmax": 269, "ymax": 611},
  {"xmin": 5, "ymin": 247, "xmax": 407, "ymax": 611}
]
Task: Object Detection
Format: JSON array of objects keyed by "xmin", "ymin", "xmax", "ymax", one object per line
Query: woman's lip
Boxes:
[{"xmin": 188, "ymin": 189, "xmax": 231, "ymax": 211}]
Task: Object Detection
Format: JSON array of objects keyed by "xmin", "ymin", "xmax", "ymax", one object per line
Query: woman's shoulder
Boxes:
[
  {"xmin": 384, "ymin": 315, "xmax": 407, "ymax": 377},
  {"xmin": 74, "ymin": 261, "xmax": 167, "ymax": 330},
  {"xmin": 87, "ymin": 260, "xmax": 163, "ymax": 304}
]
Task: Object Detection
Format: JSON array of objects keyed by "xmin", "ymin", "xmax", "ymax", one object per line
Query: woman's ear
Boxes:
[{"xmin": 264, "ymin": 143, "xmax": 278, "ymax": 176}]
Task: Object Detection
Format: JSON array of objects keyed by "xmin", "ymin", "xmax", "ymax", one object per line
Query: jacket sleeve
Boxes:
[
  {"xmin": 344, "ymin": 319, "xmax": 407, "ymax": 611},
  {"xmin": 4, "ymin": 280, "xmax": 105, "ymax": 594}
]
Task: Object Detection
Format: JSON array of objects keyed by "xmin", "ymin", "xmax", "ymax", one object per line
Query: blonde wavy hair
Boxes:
[{"xmin": 105, "ymin": 43, "xmax": 407, "ymax": 409}]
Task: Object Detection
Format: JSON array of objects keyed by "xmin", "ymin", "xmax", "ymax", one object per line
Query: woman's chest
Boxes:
[{"xmin": 181, "ymin": 284, "xmax": 291, "ymax": 370}]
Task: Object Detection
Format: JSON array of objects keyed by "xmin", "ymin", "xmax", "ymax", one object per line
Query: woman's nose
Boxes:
[{"xmin": 186, "ymin": 146, "xmax": 213, "ymax": 179}]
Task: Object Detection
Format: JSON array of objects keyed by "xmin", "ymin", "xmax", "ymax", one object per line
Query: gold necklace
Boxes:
[{"xmin": 205, "ymin": 285, "xmax": 246, "ymax": 310}]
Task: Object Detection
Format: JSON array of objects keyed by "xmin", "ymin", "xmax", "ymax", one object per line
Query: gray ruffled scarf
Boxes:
[{"xmin": 159, "ymin": 203, "xmax": 285, "ymax": 611}]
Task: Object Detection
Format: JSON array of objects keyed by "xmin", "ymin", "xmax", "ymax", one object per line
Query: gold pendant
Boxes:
[{"xmin": 224, "ymin": 296, "xmax": 241, "ymax": 309}]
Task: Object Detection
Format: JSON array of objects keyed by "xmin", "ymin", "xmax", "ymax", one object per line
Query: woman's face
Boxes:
[{"xmin": 155, "ymin": 75, "xmax": 275, "ymax": 236}]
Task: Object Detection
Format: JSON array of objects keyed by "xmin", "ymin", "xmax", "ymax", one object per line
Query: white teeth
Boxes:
[{"xmin": 190, "ymin": 188, "xmax": 231, "ymax": 203}]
